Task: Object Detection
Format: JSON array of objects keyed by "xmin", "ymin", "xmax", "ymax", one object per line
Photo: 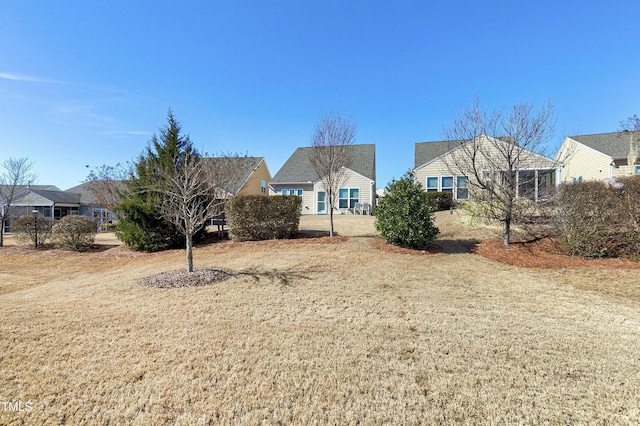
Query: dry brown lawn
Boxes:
[{"xmin": 1, "ymin": 212, "xmax": 639, "ymax": 425}]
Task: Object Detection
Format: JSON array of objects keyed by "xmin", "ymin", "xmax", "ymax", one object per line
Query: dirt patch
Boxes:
[
  {"xmin": 474, "ymin": 237, "xmax": 640, "ymax": 269},
  {"xmin": 139, "ymin": 267, "xmax": 236, "ymax": 288}
]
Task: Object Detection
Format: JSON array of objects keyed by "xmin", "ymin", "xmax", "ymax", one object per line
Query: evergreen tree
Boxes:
[{"xmin": 116, "ymin": 109, "xmax": 204, "ymax": 251}]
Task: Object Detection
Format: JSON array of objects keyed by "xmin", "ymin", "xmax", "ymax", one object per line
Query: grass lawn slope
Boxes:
[{"xmin": 1, "ymin": 213, "xmax": 639, "ymax": 424}]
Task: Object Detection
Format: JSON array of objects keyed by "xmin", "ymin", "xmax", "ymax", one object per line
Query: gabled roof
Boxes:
[
  {"xmin": 7, "ymin": 188, "xmax": 81, "ymax": 206},
  {"xmin": 65, "ymin": 181, "xmax": 126, "ymax": 205},
  {"xmin": 569, "ymin": 131, "xmax": 640, "ymax": 160},
  {"xmin": 271, "ymin": 144, "xmax": 375, "ymax": 184},
  {"xmin": 414, "ymin": 135, "xmax": 550, "ymax": 169},
  {"xmin": 30, "ymin": 189, "xmax": 81, "ymax": 204},
  {"xmin": 203, "ymin": 156, "xmax": 266, "ymax": 194},
  {"xmin": 0, "ymin": 184, "xmax": 61, "ymax": 195}
]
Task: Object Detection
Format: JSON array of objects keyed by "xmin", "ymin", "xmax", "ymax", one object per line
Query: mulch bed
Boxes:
[
  {"xmin": 139, "ymin": 268, "xmax": 236, "ymax": 288},
  {"xmin": 473, "ymin": 237, "xmax": 640, "ymax": 269}
]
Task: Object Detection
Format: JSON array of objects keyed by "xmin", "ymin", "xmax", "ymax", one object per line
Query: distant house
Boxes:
[
  {"xmin": 556, "ymin": 131, "xmax": 640, "ymax": 182},
  {"xmin": 270, "ymin": 144, "xmax": 376, "ymax": 215},
  {"xmin": 414, "ymin": 135, "xmax": 561, "ymax": 201},
  {"xmin": 204, "ymin": 156, "xmax": 271, "ymax": 196}
]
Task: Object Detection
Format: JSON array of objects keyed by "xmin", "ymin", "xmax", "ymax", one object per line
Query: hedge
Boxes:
[
  {"xmin": 425, "ymin": 192, "xmax": 454, "ymax": 211},
  {"xmin": 227, "ymin": 195, "xmax": 302, "ymax": 241}
]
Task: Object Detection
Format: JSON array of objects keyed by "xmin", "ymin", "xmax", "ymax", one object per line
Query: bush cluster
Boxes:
[
  {"xmin": 53, "ymin": 215, "xmax": 97, "ymax": 250},
  {"xmin": 425, "ymin": 192, "xmax": 454, "ymax": 211},
  {"xmin": 227, "ymin": 195, "xmax": 302, "ymax": 241},
  {"xmin": 553, "ymin": 177, "xmax": 640, "ymax": 258},
  {"xmin": 375, "ymin": 172, "xmax": 439, "ymax": 249}
]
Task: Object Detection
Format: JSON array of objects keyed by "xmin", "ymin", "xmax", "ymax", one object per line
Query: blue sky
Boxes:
[{"xmin": 1, "ymin": 1, "xmax": 639, "ymax": 190}]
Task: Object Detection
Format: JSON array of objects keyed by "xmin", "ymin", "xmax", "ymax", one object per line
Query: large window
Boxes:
[
  {"xmin": 441, "ymin": 176, "xmax": 454, "ymax": 193},
  {"xmin": 635, "ymin": 165, "xmax": 640, "ymax": 175},
  {"xmin": 339, "ymin": 188, "xmax": 359, "ymax": 209},
  {"xmin": 456, "ymin": 176, "xmax": 469, "ymax": 200},
  {"xmin": 426, "ymin": 177, "xmax": 438, "ymax": 193}
]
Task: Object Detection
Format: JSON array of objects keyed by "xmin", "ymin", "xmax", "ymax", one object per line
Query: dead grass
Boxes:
[{"xmin": 1, "ymin": 213, "xmax": 639, "ymax": 424}]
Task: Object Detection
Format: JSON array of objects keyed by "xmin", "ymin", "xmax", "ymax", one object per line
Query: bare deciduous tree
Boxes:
[
  {"xmin": 443, "ymin": 97, "xmax": 558, "ymax": 246},
  {"xmin": 85, "ymin": 163, "xmax": 130, "ymax": 220},
  {"xmin": 0, "ymin": 157, "xmax": 37, "ymax": 247},
  {"xmin": 308, "ymin": 111, "xmax": 356, "ymax": 236},
  {"xmin": 619, "ymin": 114, "xmax": 640, "ymax": 131},
  {"xmin": 157, "ymin": 152, "xmax": 249, "ymax": 272}
]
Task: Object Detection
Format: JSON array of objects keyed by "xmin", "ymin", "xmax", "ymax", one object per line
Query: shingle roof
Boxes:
[
  {"xmin": 414, "ymin": 140, "xmax": 460, "ymax": 168},
  {"xmin": 66, "ymin": 181, "xmax": 126, "ymax": 205},
  {"xmin": 414, "ymin": 136, "xmax": 526, "ymax": 169},
  {"xmin": 570, "ymin": 131, "xmax": 640, "ymax": 160},
  {"xmin": 203, "ymin": 156, "xmax": 264, "ymax": 194},
  {"xmin": 30, "ymin": 189, "xmax": 81, "ymax": 204},
  {"xmin": 271, "ymin": 144, "xmax": 375, "ymax": 184}
]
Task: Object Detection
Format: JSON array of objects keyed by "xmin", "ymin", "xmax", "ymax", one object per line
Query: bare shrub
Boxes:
[
  {"xmin": 12, "ymin": 215, "xmax": 53, "ymax": 247},
  {"xmin": 53, "ymin": 215, "xmax": 97, "ymax": 250},
  {"xmin": 553, "ymin": 177, "xmax": 640, "ymax": 258}
]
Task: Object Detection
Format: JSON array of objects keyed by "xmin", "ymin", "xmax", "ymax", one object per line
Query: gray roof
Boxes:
[
  {"xmin": 0, "ymin": 184, "xmax": 61, "ymax": 195},
  {"xmin": 65, "ymin": 181, "xmax": 126, "ymax": 205},
  {"xmin": 30, "ymin": 189, "xmax": 81, "ymax": 204},
  {"xmin": 570, "ymin": 131, "xmax": 640, "ymax": 159},
  {"xmin": 271, "ymin": 144, "xmax": 375, "ymax": 184},
  {"xmin": 414, "ymin": 136, "xmax": 527, "ymax": 168},
  {"xmin": 414, "ymin": 140, "xmax": 460, "ymax": 168},
  {"xmin": 203, "ymin": 156, "xmax": 265, "ymax": 194}
]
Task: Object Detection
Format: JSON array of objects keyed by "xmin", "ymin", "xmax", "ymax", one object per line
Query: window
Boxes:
[
  {"xmin": 518, "ymin": 170, "xmax": 537, "ymax": 200},
  {"xmin": 537, "ymin": 170, "xmax": 556, "ymax": 199},
  {"xmin": 441, "ymin": 176, "xmax": 454, "ymax": 193},
  {"xmin": 339, "ymin": 188, "xmax": 359, "ymax": 209},
  {"xmin": 635, "ymin": 165, "xmax": 640, "ymax": 175},
  {"xmin": 456, "ymin": 176, "xmax": 469, "ymax": 200},
  {"xmin": 261, "ymin": 180, "xmax": 266, "ymax": 193},
  {"xmin": 281, "ymin": 189, "xmax": 303, "ymax": 197},
  {"xmin": 426, "ymin": 177, "xmax": 438, "ymax": 192}
]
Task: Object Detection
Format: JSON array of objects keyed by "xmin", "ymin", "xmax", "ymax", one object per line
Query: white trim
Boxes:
[{"xmin": 426, "ymin": 176, "xmax": 439, "ymax": 192}]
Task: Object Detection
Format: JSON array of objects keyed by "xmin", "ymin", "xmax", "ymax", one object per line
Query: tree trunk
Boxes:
[
  {"xmin": 503, "ymin": 218, "xmax": 511, "ymax": 246},
  {"xmin": 186, "ymin": 233, "xmax": 194, "ymax": 273},
  {"xmin": 329, "ymin": 208, "xmax": 334, "ymax": 237},
  {"xmin": 0, "ymin": 219, "xmax": 4, "ymax": 247}
]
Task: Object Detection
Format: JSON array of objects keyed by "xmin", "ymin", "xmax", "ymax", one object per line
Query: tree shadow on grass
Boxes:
[
  {"xmin": 236, "ymin": 267, "xmax": 322, "ymax": 287},
  {"xmin": 433, "ymin": 239, "xmax": 481, "ymax": 254}
]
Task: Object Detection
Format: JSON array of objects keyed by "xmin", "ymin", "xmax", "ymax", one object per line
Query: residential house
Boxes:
[
  {"xmin": 556, "ymin": 131, "xmax": 640, "ymax": 182},
  {"xmin": 204, "ymin": 156, "xmax": 271, "ymax": 196},
  {"xmin": 414, "ymin": 135, "xmax": 561, "ymax": 201},
  {"xmin": 270, "ymin": 144, "xmax": 376, "ymax": 215}
]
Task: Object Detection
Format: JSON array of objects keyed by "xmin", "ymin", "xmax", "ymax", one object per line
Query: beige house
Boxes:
[
  {"xmin": 204, "ymin": 157, "xmax": 271, "ymax": 196},
  {"xmin": 270, "ymin": 144, "xmax": 376, "ymax": 215},
  {"xmin": 556, "ymin": 131, "xmax": 640, "ymax": 182},
  {"xmin": 414, "ymin": 135, "xmax": 561, "ymax": 201}
]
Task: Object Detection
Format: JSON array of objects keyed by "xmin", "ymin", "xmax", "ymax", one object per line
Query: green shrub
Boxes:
[
  {"xmin": 53, "ymin": 215, "xmax": 97, "ymax": 250},
  {"xmin": 425, "ymin": 191, "xmax": 454, "ymax": 211},
  {"xmin": 227, "ymin": 195, "xmax": 301, "ymax": 241},
  {"xmin": 375, "ymin": 172, "xmax": 439, "ymax": 249},
  {"xmin": 12, "ymin": 215, "xmax": 54, "ymax": 246},
  {"xmin": 115, "ymin": 200, "xmax": 202, "ymax": 251}
]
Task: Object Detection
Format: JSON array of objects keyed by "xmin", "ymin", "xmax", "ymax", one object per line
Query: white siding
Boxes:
[
  {"xmin": 557, "ymin": 138, "xmax": 612, "ymax": 182},
  {"xmin": 314, "ymin": 170, "xmax": 375, "ymax": 214}
]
